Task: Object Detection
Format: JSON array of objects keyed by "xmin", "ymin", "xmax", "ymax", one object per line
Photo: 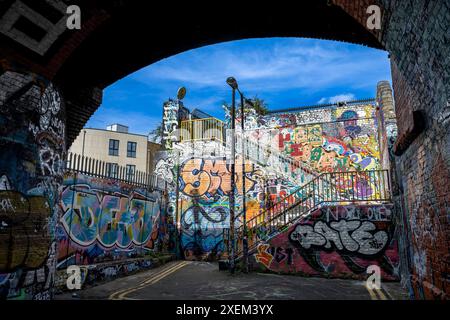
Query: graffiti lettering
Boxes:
[
  {"xmin": 179, "ymin": 158, "xmax": 258, "ymax": 197},
  {"xmin": 60, "ymin": 184, "xmax": 161, "ymax": 249},
  {"xmin": 290, "ymin": 219, "xmax": 388, "ymax": 255}
]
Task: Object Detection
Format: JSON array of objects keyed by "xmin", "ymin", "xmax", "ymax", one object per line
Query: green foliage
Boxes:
[
  {"xmin": 149, "ymin": 123, "xmax": 162, "ymax": 142},
  {"xmin": 246, "ymin": 96, "xmax": 269, "ymax": 115}
]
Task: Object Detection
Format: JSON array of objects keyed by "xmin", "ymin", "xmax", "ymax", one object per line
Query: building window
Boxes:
[
  {"xmin": 109, "ymin": 139, "xmax": 119, "ymax": 156},
  {"xmin": 126, "ymin": 164, "xmax": 136, "ymax": 181},
  {"xmin": 127, "ymin": 141, "xmax": 137, "ymax": 158},
  {"xmin": 106, "ymin": 163, "xmax": 118, "ymax": 178}
]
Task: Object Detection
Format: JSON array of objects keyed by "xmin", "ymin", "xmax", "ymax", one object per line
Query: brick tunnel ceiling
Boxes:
[{"xmin": 0, "ymin": 0, "xmax": 384, "ymax": 146}]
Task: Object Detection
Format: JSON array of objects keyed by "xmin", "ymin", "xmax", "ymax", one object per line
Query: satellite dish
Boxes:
[{"xmin": 177, "ymin": 87, "xmax": 186, "ymax": 100}]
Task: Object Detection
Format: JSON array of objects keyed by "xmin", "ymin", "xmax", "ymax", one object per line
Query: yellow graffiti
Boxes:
[
  {"xmin": 180, "ymin": 158, "xmax": 259, "ymax": 197},
  {"xmin": 0, "ymin": 191, "xmax": 51, "ymax": 272}
]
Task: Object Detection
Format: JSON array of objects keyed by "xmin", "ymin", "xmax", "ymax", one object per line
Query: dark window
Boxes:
[
  {"xmin": 109, "ymin": 139, "xmax": 119, "ymax": 156},
  {"xmin": 106, "ymin": 163, "xmax": 118, "ymax": 178},
  {"xmin": 127, "ymin": 141, "xmax": 137, "ymax": 158},
  {"xmin": 126, "ymin": 165, "xmax": 136, "ymax": 181}
]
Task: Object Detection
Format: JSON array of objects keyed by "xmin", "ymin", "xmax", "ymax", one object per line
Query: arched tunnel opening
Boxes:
[{"xmin": 0, "ymin": 0, "xmax": 448, "ymax": 301}]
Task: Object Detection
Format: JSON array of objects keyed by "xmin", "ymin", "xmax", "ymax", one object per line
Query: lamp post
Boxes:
[
  {"xmin": 240, "ymin": 97, "xmax": 254, "ymax": 274},
  {"xmin": 226, "ymin": 76, "xmax": 250, "ymax": 273},
  {"xmin": 175, "ymin": 87, "xmax": 186, "ymax": 260},
  {"xmin": 226, "ymin": 77, "xmax": 237, "ymax": 274}
]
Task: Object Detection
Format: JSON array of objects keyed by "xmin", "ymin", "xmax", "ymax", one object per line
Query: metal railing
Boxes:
[
  {"xmin": 65, "ymin": 152, "xmax": 167, "ymax": 191},
  {"xmin": 180, "ymin": 118, "xmax": 225, "ymax": 143},
  {"xmin": 233, "ymin": 169, "xmax": 391, "ymax": 257},
  {"xmin": 234, "ymin": 132, "xmax": 318, "ymax": 183}
]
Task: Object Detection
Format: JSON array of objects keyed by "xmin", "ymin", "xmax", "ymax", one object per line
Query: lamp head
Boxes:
[
  {"xmin": 226, "ymin": 77, "xmax": 238, "ymax": 90},
  {"xmin": 177, "ymin": 87, "xmax": 186, "ymax": 100}
]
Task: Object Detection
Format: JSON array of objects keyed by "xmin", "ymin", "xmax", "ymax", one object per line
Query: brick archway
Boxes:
[{"xmin": 0, "ymin": 0, "xmax": 448, "ymax": 299}]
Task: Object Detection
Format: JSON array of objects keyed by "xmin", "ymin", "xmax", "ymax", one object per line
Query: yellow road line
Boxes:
[
  {"xmin": 374, "ymin": 288, "xmax": 387, "ymax": 300},
  {"xmin": 116, "ymin": 261, "xmax": 189, "ymax": 300},
  {"xmin": 382, "ymin": 287, "xmax": 393, "ymax": 300},
  {"xmin": 109, "ymin": 261, "xmax": 190, "ymax": 300},
  {"xmin": 365, "ymin": 283, "xmax": 392, "ymax": 300},
  {"xmin": 109, "ymin": 261, "xmax": 184, "ymax": 300},
  {"xmin": 365, "ymin": 284, "xmax": 378, "ymax": 300},
  {"xmin": 141, "ymin": 261, "xmax": 189, "ymax": 286},
  {"xmin": 109, "ymin": 261, "xmax": 187, "ymax": 300}
]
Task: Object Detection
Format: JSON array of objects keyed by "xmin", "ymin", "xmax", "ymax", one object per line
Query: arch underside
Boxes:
[{"xmin": 0, "ymin": 0, "xmax": 383, "ymax": 145}]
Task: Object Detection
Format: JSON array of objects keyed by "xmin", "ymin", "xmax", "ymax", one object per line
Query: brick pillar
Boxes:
[
  {"xmin": 0, "ymin": 70, "xmax": 66, "ymax": 300},
  {"xmin": 376, "ymin": 80, "xmax": 396, "ymax": 170}
]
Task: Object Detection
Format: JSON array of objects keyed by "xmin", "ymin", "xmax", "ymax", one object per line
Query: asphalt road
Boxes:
[{"xmin": 55, "ymin": 260, "xmax": 409, "ymax": 300}]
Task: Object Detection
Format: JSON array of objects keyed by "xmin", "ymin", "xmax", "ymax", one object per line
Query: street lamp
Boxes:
[
  {"xmin": 241, "ymin": 97, "xmax": 253, "ymax": 274},
  {"xmin": 226, "ymin": 76, "xmax": 249, "ymax": 273},
  {"xmin": 226, "ymin": 77, "xmax": 237, "ymax": 274}
]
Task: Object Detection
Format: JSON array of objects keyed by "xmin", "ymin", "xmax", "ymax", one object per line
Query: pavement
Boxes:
[{"xmin": 55, "ymin": 260, "xmax": 410, "ymax": 300}]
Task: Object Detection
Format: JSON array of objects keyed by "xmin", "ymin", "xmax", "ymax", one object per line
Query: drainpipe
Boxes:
[{"xmin": 82, "ymin": 129, "xmax": 87, "ymax": 157}]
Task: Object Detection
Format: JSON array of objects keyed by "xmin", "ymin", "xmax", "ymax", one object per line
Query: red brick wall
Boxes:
[{"xmin": 336, "ymin": 0, "xmax": 450, "ymax": 299}]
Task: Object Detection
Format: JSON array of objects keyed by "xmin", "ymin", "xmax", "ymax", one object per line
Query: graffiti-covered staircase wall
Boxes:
[
  {"xmin": 156, "ymin": 87, "xmax": 398, "ymax": 263},
  {"xmin": 253, "ymin": 204, "xmax": 399, "ymax": 280},
  {"xmin": 156, "ymin": 150, "xmax": 295, "ymax": 261}
]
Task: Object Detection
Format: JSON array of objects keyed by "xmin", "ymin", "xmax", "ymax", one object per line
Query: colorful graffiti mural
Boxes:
[
  {"xmin": 177, "ymin": 157, "xmax": 262, "ymax": 259},
  {"xmin": 156, "ymin": 101, "xmax": 393, "ymax": 265},
  {"xmin": 179, "ymin": 157, "xmax": 260, "ymax": 198},
  {"xmin": 0, "ymin": 71, "xmax": 64, "ymax": 300},
  {"xmin": 179, "ymin": 197, "xmax": 229, "ymax": 259},
  {"xmin": 254, "ymin": 205, "xmax": 399, "ymax": 280},
  {"xmin": 264, "ymin": 105, "xmax": 381, "ymax": 173},
  {"xmin": 57, "ymin": 172, "xmax": 164, "ymax": 267},
  {"xmin": 162, "ymin": 99, "xmax": 179, "ymax": 149}
]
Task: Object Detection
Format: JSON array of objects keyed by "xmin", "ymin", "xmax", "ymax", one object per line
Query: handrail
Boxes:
[
  {"xmin": 180, "ymin": 118, "xmax": 225, "ymax": 143},
  {"xmin": 236, "ymin": 132, "xmax": 319, "ymax": 176},
  {"xmin": 181, "ymin": 117, "xmax": 224, "ymax": 123},
  {"xmin": 233, "ymin": 169, "xmax": 391, "ymax": 257},
  {"xmin": 234, "ymin": 132, "xmax": 319, "ymax": 187},
  {"xmin": 178, "ymin": 117, "xmax": 321, "ymax": 185}
]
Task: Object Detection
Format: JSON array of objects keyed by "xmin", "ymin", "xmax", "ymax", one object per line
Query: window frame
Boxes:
[
  {"xmin": 127, "ymin": 141, "xmax": 137, "ymax": 158},
  {"xmin": 109, "ymin": 139, "xmax": 120, "ymax": 156},
  {"xmin": 126, "ymin": 164, "xmax": 136, "ymax": 181},
  {"xmin": 106, "ymin": 163, "xmax": 118, "ymax": 178}
]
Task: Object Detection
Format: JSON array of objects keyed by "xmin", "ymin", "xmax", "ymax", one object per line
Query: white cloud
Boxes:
[
  {"xmin": 318, "ymin": 93, "xmax": 356, "ymax": 104},
  {"xmin": 131, "ymin": 38, "xmax": 390, "ymax": 94},
  {"xmin": 95, "ymin": 37, "xmax": 392, "ymax": 130}
]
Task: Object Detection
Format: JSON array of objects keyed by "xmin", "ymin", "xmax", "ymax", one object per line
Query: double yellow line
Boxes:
[
  {"xmin": 365, "ymin": 284, "xmax": 392, "ymax": 300},
  {"xmin": 109, "ymin": 261, "xmax": 190, "ymax": 300}
]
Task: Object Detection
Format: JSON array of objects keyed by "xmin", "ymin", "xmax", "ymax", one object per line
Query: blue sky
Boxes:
[{"xmin": 85, "ymin": 38, "xmax": 392, "ymax": 135}]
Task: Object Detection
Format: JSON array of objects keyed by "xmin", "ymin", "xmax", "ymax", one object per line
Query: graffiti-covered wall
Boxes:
[
  {"xmin": 254, "ymin": 204, "xmax": 399, "ymax": 280},
  {"xmin": 240, "ymin": 103, "xmax": 384, "ymax": 174},
  {"xmin": 57, "ymin": 172, "xmax": 168, "ymax": 269},
  {"xmin": 155, "ymin": 143, "xmax": 300, "ymax": 261},
  {"xmin": 156, "ymin": 98, "xmax": 396, "ymax": 262},
  {"xmin": 0, "ymin": 71, "xmax": 65, "ymax": 300},
  {"xmin": 178, "ymin": 156, "xmax": 259, "ymax": 260}
]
